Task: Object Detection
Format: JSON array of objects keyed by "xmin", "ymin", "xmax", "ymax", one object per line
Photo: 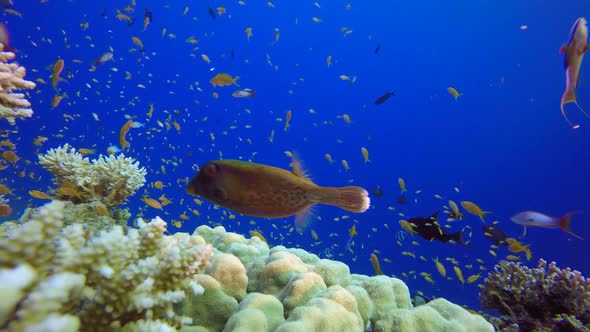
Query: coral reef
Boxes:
[
  {"xmin": 480, "ymin": 259, "xmax": 590, "ymax": 331},
  {"xmin": 38, "ymin": 144, "xmax": 147, "ymax": 209},
  {"xmin": 0, "ymin": 44, "xmax": 36, "ymax": 125},
  {"xmin": 0, "ymin": 201, "xmax": 212, "ymax": 332},
  {"xmin": 1, "ymin": 201, "xmax": 494, "ymax": 331},
  {"xmin": 176, "ymin": 225, "xmax": 494, "ymax": 332}
]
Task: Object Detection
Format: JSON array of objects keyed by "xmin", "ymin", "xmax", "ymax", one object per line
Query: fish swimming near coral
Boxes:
[
  {"xmin": 406, "ymin": 211, "xmax": 465, "ymax": 246},
  {"xmin": 186, "ymin": 158, "xmax": 370, "ymax": 231},
  {"xmin": 511, "ymin": 210, "xmax": 583, "ymax": 239},
  {"xmin": 560, "ymin": 17, "xmax": 589, "ymax": 129}
]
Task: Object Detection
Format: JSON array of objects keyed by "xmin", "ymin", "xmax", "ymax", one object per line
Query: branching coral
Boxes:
[
  {"xmin": 0, "ymin": 43, "xmax": 36, "ymax": 125},
  {"xmin": 38, "ymin": 144, "xmax": 147, "ymax": 208},
  {"xmin": 480, "ymin": 259, "xmax": 590, "ymax": 331},
  {"xmin": 0, "ymin": 201, "xmax": 212, "ymax": 332}
]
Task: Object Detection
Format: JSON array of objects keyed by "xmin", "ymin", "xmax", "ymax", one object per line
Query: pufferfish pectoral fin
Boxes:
[{"xmin": 294, "ymin": 206, "xmax": 316, "ymax": 233}]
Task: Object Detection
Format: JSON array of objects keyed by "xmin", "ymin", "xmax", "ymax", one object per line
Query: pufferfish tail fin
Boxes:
[{"xmin": 308, "ymin": 186, "xmax": 371, "ymax": 213}]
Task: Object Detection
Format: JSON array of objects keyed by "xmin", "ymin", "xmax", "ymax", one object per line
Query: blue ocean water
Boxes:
[{"xmin": 2, "ymin": 0, "xmax": 590, "ymax": 313}]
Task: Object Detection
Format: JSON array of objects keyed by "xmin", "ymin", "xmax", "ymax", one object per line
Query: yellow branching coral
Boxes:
[
  {"xmin": 0, "ymin": 201, "xmax": 213, "ymax": 331},
  {"xmin": 0, "ymin": 43, "xmax": 35, "ymax": 125},
  {"xmin": 38, "ymin": 144, "xmax": 147, "ymax": 208}
]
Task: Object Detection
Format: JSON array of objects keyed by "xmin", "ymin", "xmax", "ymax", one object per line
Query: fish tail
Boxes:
[
  {"xmin": 561, "ymin": 89, "xmax": 581, "ymax": 128},
  {"xmin": 452, "ymin": 230, "xmax": 466, "ymax": 247},
  {"xmin": 559, "ymin": 211, "xmax": 584, "ymax": 240},
  {"xmin": 309, "ymin": 186, "xmax": 370, "ymax": 213},
  {"xmin": 479, "ymin": 211, "xmax": 491, "ymax": 223}
]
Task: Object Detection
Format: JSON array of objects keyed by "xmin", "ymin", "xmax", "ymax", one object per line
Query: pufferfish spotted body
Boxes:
[{"xmin": 186, "ymin": 159, "xmax": 370, "ymax": 231}]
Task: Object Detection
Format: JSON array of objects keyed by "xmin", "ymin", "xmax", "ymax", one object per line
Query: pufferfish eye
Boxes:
[{"xmin": 204, "ymin": 163, "xmax": 220, "ymax": 177}]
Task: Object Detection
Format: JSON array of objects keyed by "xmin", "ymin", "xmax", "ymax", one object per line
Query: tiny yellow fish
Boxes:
[
  {"xmin": 341, "ymin": 159, "xmax": 349, "ymax": 171},
  {"xmin": 132, "ymin": 36, "xmax": 144, "ymax": 52},
  {"xmin": 371, "ymin": 253, "xmax": 383, "ymax": 275},
  {"xmin": 398, "ymin": 177, "xmax": 406, "ymax": 193},
  {"xmin": 448, "ymin": 87, "xmax": 462, "ymax": 100},
  {"xmin": 284, "ymin": 110, "xmax": 292, "ymax": 131},
  {"xmin": 461, "ymin": 201, "xmax": 490, "ymax": 222},
  {"xmin": 361, "ymin": 147, "xmax": 370, "ymax": 163},
  {"xmin": 433, "ymin": 257, "xmax": 446, "ymax": 277},
  {"xmin": 325, "ymin": 153, "xmax": 334, "ymax": 163},
  {"xmin": 466, "ymin": 273, "xmax": 482, "ymax": 284},
  {"xmin": 454, "ymin": 265, "xmax": 465, "ymax": 285}
]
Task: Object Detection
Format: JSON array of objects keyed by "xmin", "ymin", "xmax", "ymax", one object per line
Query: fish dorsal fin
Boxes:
[
  {"xmin": 429, "ymin": 211, "xmax": 440, "ymax": 221},
  {"xmin": 290, "ymin": 154, "xmax": 314, "ymax": 183}
]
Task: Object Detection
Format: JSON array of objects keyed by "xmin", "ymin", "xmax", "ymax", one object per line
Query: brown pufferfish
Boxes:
[{"xmin": 186, "ymin": 159, "xmax": 371, "ymax": 231}]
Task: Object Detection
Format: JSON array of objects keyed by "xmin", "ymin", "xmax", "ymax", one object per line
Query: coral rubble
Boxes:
[
  {"xmin": 480, "ymin": 259, "xmax": 590, "ymax": 331},
  {"xmin": 0, "ymin": 44, "xmax": 36, "ymax": 125}
]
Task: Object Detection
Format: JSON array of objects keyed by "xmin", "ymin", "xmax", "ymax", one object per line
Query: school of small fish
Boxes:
[{"xmin": 0, "ymin": 1, "xmax": 586, "ymax": 315}]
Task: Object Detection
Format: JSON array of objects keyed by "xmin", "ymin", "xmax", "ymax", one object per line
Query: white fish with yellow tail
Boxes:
[{"xmin": 560, "ymin": 17, "xmax": 589, "ymax": 129}]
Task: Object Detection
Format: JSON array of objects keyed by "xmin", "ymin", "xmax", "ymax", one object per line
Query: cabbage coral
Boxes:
[{"xmin": 480, "ymin": 259, "xmax": 590, "ymax": 331}]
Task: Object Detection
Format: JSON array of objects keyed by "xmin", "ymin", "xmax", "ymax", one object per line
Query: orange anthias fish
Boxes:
[
  {"xmin": 0, "ymin": 202, "xmax": 11, "ymax": 217},
  {"xmin": 119, "ymin": 119, "xmax": 133, "ymax": 148},
  {"xmin": 186, "ymin": 159, "xmax": 370, "ymax": 231},
  {"xmin": 51, "ymin": 58, "xmax": 65, "ymax": 89},
  {"xmin": 210, "ymin": 73, "xmax": 240, "ymax": 87},
  {"xmin": 560, "ymin": 17, "xmax": 589, "ymax": 128}
]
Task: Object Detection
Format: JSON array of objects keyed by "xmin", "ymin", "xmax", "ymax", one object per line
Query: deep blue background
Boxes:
[{"xmin": 2, "ymin": 0, "xmax": 590, "ymax": 312}]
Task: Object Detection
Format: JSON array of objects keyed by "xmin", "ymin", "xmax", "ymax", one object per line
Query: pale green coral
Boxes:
[
  {"xmin": 181, "ymin": 225, "xmax": 494, "ymax": 332},
  {"xmin": 0, "ymin": 201, "xmax": 212, "ymax": 332},
  {"xmin": 2, "ymin": 207, "xmax": 494, "ymax": 331},
  {"xmin": 38, "ymin": 144, "xmax": 146, "ymax": 208}
]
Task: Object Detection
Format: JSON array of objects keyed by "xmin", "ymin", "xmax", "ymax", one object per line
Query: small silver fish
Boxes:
[
  {"xmin": 231, "ymin": 88, "xmax": 256, "ymax": 98},
  {"xmin": 93, "ymin": 52, "xmax": 114, "ymax": 66}
]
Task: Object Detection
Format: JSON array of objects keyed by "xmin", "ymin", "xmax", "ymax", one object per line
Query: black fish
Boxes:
[
  {"xmin": 230, "ymin": 48, "xmax": 235, "ymax": 60},
  {"xmin": 397, "ymin": 194, "xmax": 406, "ymax": 205},
  {"xmin": 144, "ymin": 9, "xmax": 153, "ymax": 22},
  {"xmin": 407, "ymin": 211, "xmax": 465, "ymax": 246},
  {"xmin": 374, "ymin": 90, "xmax": 395, "ymax": 105},
  {"xmin": 372, "ymin": 186, "xmax": 384, "ymax": 197},
  {"xmin": 375, "ymin": 43, "xmax": 381, "ymax": 54},
  {"xmin": 483, "ymin": 225, "xmax": 507, "ymax": 245},
  {"xmin": 127, "ymin": 17, "xmax": 136, "ymax": 26},
  {"xmin": 208, "ymin": 6, "xmax": 216, "ymax": 19}
]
